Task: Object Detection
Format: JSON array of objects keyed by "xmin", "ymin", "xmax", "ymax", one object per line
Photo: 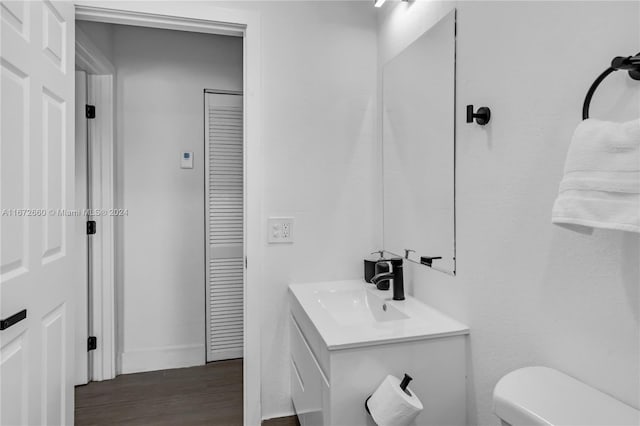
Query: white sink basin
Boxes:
[
  {"xmin": 316, "ymin": 287, "xmax": 409, "ymax": 325},
  {"xmin": 289, "ymin": 280, "xmax": 469, "ymax": 350}
]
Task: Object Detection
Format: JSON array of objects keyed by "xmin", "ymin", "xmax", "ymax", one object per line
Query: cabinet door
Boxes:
[{"xmin": 290, "ymin": 315, "xmax": 327, "ymax": 426}]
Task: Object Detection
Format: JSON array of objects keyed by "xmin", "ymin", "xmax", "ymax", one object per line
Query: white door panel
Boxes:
[
  {"xmin": 205, "ymin": 92, "xmax": 244, "ymax": 362},
  {"xmin": 0, "ymin": 331, "xmax": 28, "ymax": 425},
  {"xmin": 1, "ymin": 1, "xmax": 78, "ymax": 424}
]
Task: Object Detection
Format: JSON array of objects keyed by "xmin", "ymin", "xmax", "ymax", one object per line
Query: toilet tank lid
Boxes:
[{"xmin": 493, "ymin": 367, "xmax": 640, "ymax": 426}]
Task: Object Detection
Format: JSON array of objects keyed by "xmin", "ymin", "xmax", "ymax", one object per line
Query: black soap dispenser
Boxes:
[{"xmin": 364, "ymin": 251, "xmax": 385, "ymax": 283}]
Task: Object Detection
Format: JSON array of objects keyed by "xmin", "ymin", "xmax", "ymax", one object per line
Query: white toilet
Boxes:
[{"xmin": 493, "ymin": 366, "xmax": 640, "ymax": 426}]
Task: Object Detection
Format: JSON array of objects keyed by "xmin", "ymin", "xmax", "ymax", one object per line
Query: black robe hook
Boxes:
[{"xmin": 466, "ymin": 105, "xmax": 491, "ymax": 125}]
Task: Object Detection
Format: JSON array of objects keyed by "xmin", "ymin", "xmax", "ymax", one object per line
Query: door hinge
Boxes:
[
  {"xmin": 245, "ymin": 257, "xmax": 247, "ymax": 268},
  {"xmin": 87, "ymin": 220, "xmax": 96, "ymax": 235},
  {"xmin": 87, "ymin": 336, "xmax": 97, "ymax": 351},
  {"xmin": 86, "ymin": 104, "xmax": 96, "ymax": 119}
]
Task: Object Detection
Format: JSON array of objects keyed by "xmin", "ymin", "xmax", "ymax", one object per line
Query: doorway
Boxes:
[
  {"xmin": 74, "ymin": 4, "xmax": 260, "ymax": 418},
  {"xmin": 74, "ymin": 24, "xmax": 117, "ymax": 386},
  {"xmin": 74, "ymin": 22, "xmax": 243, "ymax": 365}
]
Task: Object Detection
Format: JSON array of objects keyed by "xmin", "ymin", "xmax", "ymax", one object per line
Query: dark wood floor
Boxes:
[
  {"xmin": 75, "ymin": 360, "xmax": 243, "ymax": 425},
  {"xmin": 262, "ymin": 416, "xmax": 299, "ymax": 426}
]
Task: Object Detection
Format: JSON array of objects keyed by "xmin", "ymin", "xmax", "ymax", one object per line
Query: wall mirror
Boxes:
[{"xmin": 382, "ymin": 9, "xmax": 456, "ymax": 275}]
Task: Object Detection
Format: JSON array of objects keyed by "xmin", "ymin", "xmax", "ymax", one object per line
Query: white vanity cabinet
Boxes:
[
  {"xmin": 288, "ymin": 281, "xmax": 469, "ymax": 426},
  {"xmin": 290, "ymin": 314, "xmax": 330, "ymax": 425}
]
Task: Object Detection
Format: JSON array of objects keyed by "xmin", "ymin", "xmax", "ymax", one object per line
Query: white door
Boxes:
[
  {"xmin": 205, "ymin": 91, "xmax": 244, "ymax": 362},
  {"xmin": 1, "ymin": 1, "xmax": 79, "ymax": 424},
  {"xmin": 74, "ymin": 70, "xmax": 88, "ymax": 386}
]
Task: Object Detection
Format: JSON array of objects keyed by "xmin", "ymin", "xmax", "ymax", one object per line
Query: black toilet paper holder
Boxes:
[{"xmin": 364, "ymin": 374, "xmax": 413, "ymax": 421}]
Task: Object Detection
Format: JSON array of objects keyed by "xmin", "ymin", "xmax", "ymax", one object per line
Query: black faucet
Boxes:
[{"xmin": 371, "ymin": 258, "xmax": 405, "ymax": 301}]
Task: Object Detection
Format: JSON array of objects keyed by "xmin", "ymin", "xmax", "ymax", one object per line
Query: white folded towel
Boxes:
[{"xmin": 552, "ymin": 118, "xmax": 640, "ymax": 233}]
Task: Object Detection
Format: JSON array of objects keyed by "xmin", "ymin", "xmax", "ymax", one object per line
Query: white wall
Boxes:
[
  {"xmin": 108, "ymin": 2, "xmax": 377, "ymax": 415},
  {"xmin": 110, "ymin": 24, "xmax": 243, "ymax": 373},
  {"xmin": 76, "ymin": 20, "xmax": 114, "ymax": 64},
  {"xmin": 77, "ymin": 2, "xmax": 379, "ymax": 418},
  {"xmin": 211, "ymin": 2, "xmax": 379, "ymax": 417},
  {"xmin": 76, "ymin": 2, "xmax": 639, "ymax": 424},
  {"xmin": 379, "ymin": 1, "xmax": 640, "ymax": 425}
]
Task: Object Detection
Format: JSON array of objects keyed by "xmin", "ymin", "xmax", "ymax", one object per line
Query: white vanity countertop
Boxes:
[{"xmin": 288, "ymin": 279, "xmax": 469, "ymax": 350}]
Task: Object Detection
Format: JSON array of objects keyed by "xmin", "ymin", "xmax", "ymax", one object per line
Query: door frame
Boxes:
[
  {"xmin": 74, "ymin": 4, "xmax": 263, "ymax": 425},
  {"xmin": 75, "ymin": 25, "xmax": 116, "ymax": 383}
]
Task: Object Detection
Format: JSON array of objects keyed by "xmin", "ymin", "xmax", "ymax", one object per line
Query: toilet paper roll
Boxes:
[{"xmin": 367, "ymin": 375, "xmax": 423, "ymax": 426}]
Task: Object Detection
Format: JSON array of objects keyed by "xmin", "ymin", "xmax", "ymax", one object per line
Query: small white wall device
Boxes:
[
  {"xmin": 268, "ymin": 217, "xmax": 295, "ymax": 243},
  {"xmin": 181, "ymin": 151, "xmax": 194, "ymax": 169}
]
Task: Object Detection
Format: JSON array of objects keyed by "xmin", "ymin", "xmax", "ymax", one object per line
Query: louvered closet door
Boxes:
[{"xmin": 205, "ymin": 92, "xmax": 244, "ymax": 362}]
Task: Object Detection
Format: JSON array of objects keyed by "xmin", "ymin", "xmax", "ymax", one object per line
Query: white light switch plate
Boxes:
[{"xmin": 268, "ymin": 217, "xmax": 294, "ymax": 243}]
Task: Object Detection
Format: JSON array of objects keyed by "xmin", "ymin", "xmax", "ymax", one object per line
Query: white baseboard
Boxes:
[{"xmin": 120, "ymin": 344, "xmax": 206, "ymax": 374}]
